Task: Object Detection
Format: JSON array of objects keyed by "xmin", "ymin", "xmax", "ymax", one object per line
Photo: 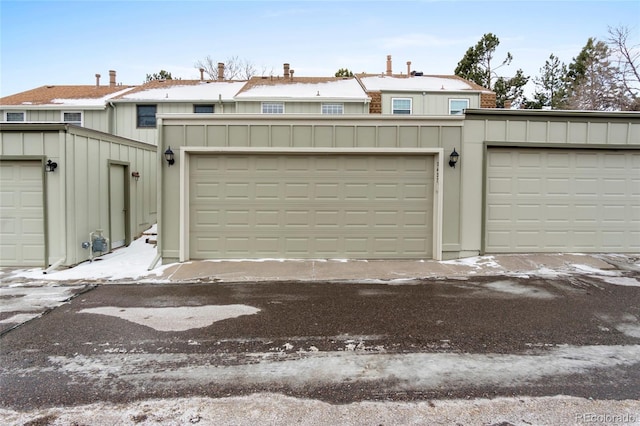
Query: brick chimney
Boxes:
[
  {"xmin": 504, "ymin": 99, "xmax": 512, "ymax": 109},
  {"xmin": 406, "ymin": 61, "xmax": 411, "ymax": 77},
  {"xmin": 284, "ymin": 63, "xmax": 290, "ymax": 79},
  {"xmin": 109, "ymin": 70, "xmax": 116, "ymax": 87},
  {"xmin": 95, "ymin": 74, "xmax": 101, "ymax": 87},
  {"xmin": 386, "ymin": 55, "xmax": 392, "ymax": 76},
  {"xmin": 199, "ymin": 68, "xmax": 205, "ymax": 81},
  {"xmin": 289, "ymin": 69, "xmax": 294, "ymax": 80},
  {"xmin": 217, "ymin": 63, "xmax": 224, "ymax": 81}
]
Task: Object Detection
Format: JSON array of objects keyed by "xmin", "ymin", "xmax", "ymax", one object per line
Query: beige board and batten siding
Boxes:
[
  {"xmin": 380, "ymin": 92, "xmax": 480, "ymax": 115},
  {"xmin": 0, "ymin": 124, "xmax": 157, "ymax": 267},
  {"xmin": 159, "ymin": 115, "xmax": 466, "ymax": 263},
  {"xmin": 110, "ymin": 101, "xmax": 238, "ymax": 145},
  {"xmin": 462, "ymin": 109, "xmax": 640, "ymax": 255}
]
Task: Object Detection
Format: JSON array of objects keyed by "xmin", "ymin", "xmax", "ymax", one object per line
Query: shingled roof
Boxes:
[
  {"xmin": 357, "ymin": 74, "xmax": 494, "ymax": 93},
  {"xmin": 235, "ymin": 76, "xmax": 369, "ymax": 100},
  {"xmin": 0, "ymin": 85, "xmax": 135, "ymax": 106},
  {"xmin": 111, "ymin": 79, "xmax": 247, "ymax": 102}
]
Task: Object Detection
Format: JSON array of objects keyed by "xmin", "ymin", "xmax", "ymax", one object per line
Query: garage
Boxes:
[
  {"xmin": 0, "ymin": 160, "xmax": 45, "ymax": 266},
  {"xmin": 187, "ymin": 153, "xmax": 436, "ymax": 259},
  {"xmin": 485, "ymin": 148, "xmax": 640, "ymax": 253}
]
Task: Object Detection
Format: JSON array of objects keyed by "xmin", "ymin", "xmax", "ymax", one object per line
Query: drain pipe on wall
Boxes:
[
  {"xmin": 148, "ymin": 117, "xmax": 164, "ymax": 271},
  {"xmin": 44, "ymin": 129, "xmax": 69, "ymax": 274}
]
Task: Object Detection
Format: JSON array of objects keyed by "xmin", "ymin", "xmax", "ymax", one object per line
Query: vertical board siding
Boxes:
[{"xmin": 0, "ymin": 127, "xmax": 156, "ymax": 267}]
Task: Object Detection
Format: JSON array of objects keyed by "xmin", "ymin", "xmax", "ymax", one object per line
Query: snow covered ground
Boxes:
[
  {"xmin": 1, "ymin": 393, "xmax": 639, "ymax": 426},
  {"xmin": 2, "ymin": 228, "xmax": 640, "ymax": 424}
]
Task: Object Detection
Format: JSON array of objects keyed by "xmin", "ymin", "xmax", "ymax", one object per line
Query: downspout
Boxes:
[
  {"xmin": 44, "ymin": 129, "xmax": 68, "ymax": 272},
  {"xmin": 108, "ymin": 102, "xmax": 116, "ymax": 135},
  {"xmin": 148, "ymin": 117, "xmax": 163, "ymax": 270}
]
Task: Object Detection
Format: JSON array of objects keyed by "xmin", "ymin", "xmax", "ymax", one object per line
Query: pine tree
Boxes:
[
  {"xmin": 566, "ymin": 39, "xmax": 624, "ymax": 110},
  {"xmin": 145, "ymin": 70, "xmax": 173, "ymax": 82},
  {"xmin": 455, "ymin": 33, "xmax": 529, "ymax": 107},
  {"xmin": 335, "ymin": 68, "xmax": 354, "ymax": 77},
  {"xmin": 530, "ymin": 54, "xmax": 569, "ymax": 109}
]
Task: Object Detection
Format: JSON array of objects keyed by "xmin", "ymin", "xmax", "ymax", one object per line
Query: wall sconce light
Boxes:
[
  {"xmin": 131, "ymin": 171, "xmax": 140, "ymax": 181},
  {"xmin": 164, "ymin": 146, "xmax": 175, "ymax": 166},
  {"xmin": 448, "ymin": 148, "xmax": 460, "ymax": 168},
  {"xmin": 45, "ymin": 159, "xmax": 58, "ymax": 172}
]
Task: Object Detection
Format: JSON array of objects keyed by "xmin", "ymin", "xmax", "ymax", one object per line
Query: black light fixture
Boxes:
[
  {"xmin": 164, "ymin": 146, "xmax": 175, "ymax": 166},
  {"xmin": 131, "ymin": 171, "xmax": 140, "ymax": 181},
  {"xmin": 45, "ymin": 159, "xmax": 58, "ymax": 172},
  {"xmin": 448, "ymin": 148, "xmax": 460, "ymax": 168}
]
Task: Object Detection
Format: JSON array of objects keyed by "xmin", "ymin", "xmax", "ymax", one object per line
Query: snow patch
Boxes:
[
  {"xmin": 7, "ymin": 227, "xmax": 173, "ymax": 282},
  {"xmin": 483, "ymin": 280, "xmax": 555, "ymax": 299},
  {"xmin": 44, "ymin": 345, "xmax": 640, "ymax": 391},
  {"xmin": 601, "ymin": 276, "xmax": 640, "ymax": 287},
  {"xmin": 78, "ymin": 305, "xmax": 261, "ymax": 332}
]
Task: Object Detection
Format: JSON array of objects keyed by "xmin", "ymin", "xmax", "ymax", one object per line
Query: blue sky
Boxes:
[{"xmin": 1, "ymin": 0, "xmax": 639, "ymax": 97}]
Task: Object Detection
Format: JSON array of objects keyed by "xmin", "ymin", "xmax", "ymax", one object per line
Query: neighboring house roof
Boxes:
[
  {"xmin": 112, "ymin": 79, "xmax": 247, "ymax": 102},
  {"xmin": 0, "ymin": 85, "xmax": 136, "ymax": 108},
  {"xmin": 358, "ymin": 74, "xmax": 493, "ymax": 93},
  {"xmin": 235, "ymin": 77, "xmax": 369, "ymax": 101}
]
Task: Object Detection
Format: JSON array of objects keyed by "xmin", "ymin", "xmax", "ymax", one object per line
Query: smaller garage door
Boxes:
[
  {"xmin": 0, "ymin": 160, "xmax": 45, "ymax": 266},
  {"xmin": 485, "ymin": 148, "xmax": 640, "ymax": 253}
]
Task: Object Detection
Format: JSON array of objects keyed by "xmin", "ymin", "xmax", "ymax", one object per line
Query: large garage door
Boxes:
[
  {"xmin": 190, "ymin": 154, "xmax": 434, "ymax": 259},
  {"xmin": 485, "ymin": 148, "xmax": 640, "ymax": 253},
  {"xmin": 0, "ymin": 160, "xmax": 45, "ymax": 266}
]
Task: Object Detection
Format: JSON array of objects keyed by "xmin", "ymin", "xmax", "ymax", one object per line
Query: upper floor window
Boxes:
[
  {"xmin": 62, "ymin": 111, "xmax": 82, "ymax": 125},
  {"xmin": 5, "ymin": 111, "xmax": 25, "ymax": 122},
  {"xmin": 321, "ymin": 103, "xmax": 344, "ymax": 114},
  {"xmin": 137, "ymin": 105, "xmax": 157, "ymax": 128},
  {"xmin": 262, "ymin": 103, "xmax": 284, "ymax": 114},
  {"xmin": 449, "ymin": 99, "xmax": 469, "ymax": 115},
  {"xmin": 392, "ymin": 98, "xmax": 412, "ymax": 114},
  {"xmin": 194, "ymin": 104, "xmax": 214, "ymax": 113}
]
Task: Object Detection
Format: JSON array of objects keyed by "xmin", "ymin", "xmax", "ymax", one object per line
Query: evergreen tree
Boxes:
[
  {"xmin": 145, "ymin": 70, "xmax": 173, "ymax": 82},
  {"xmin": 530, "ymin": 54, "xmax": 569, "ymax": 109},
  {"xmin": 335, "ymin": 68, "xmax": 354, "ymax": 77},
  {"xmin": 566, "ymin": 38, "xmax": 624, "ymax": 110},
  {"xmin": 455, "ymin": 33, "xmax": 529, "ymax": 107}
]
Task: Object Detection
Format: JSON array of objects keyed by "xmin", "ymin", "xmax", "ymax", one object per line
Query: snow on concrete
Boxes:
[
  {"xmin": 602, "ymin": 276, "xmax": 640, "ymax": 287},
  {"xmin": 78, "ymin": 305, "xmax": 261, "ymax": 332},
  {"xmin": 1, "ymin": 393, "xmax": 638, "ymax": 426},
  {"xmin": 6, "ymin": 227, "xmax": 171, "ymax": 283},
  {"xmin": 440, "ymin": 255, "xmax": 501, "ymax": 270},
  {"xmin": 0, "ymin": 285, "xmax": 85, "ymax": 313},
  {"xmin": 482, "ymin": 280, "xmax": 556, "ymax": 299},
  {"xmin": 41, "ymin": 344, "xmax": 640, "ymax": 391}
]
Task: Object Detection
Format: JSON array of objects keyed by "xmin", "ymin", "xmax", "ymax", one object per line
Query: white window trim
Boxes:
[
  {"xmin": 61, "ymin": 111, "xmax": 83, "ymax": 126},
  {"xmin": 449, "ymin": 99, "xmax": 469, "ymax": 115},
  {"xmin": 4, "ymin": 111, "xmax": 26, "ymax": 122},
  {"xmin": 261, "ymin": 102, "xmax": 285, "ymax": 114},
  {"xmin": 392, "ymin": 98, "xmax": 412, "ymax": 115},
  {"xmin": 321, "ymin": 103, "xmax": 344, "ymax": 114}
]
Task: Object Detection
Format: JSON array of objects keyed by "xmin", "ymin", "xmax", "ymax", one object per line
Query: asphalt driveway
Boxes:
[{"xmin": 1, "ymin": 275, "xmax": 639, "ymax": 415}]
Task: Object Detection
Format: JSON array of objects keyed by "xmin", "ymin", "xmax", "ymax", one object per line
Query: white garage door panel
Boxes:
[
  {"xmin": 486, "ymin": 149, "xmax": 640, "ymax": 253},
  {"xmin": 0, "ymin": 161, "xmax": 45, "ymax": 266},
  {"xmin": 190, "ymin": 154, "xmax": 434, "ymax": 259}
]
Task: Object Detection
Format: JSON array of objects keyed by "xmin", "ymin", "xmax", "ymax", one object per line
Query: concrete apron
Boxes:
[{"xmin": 155, "ymin": 253, "xmax": 622, "ymax": 283}]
